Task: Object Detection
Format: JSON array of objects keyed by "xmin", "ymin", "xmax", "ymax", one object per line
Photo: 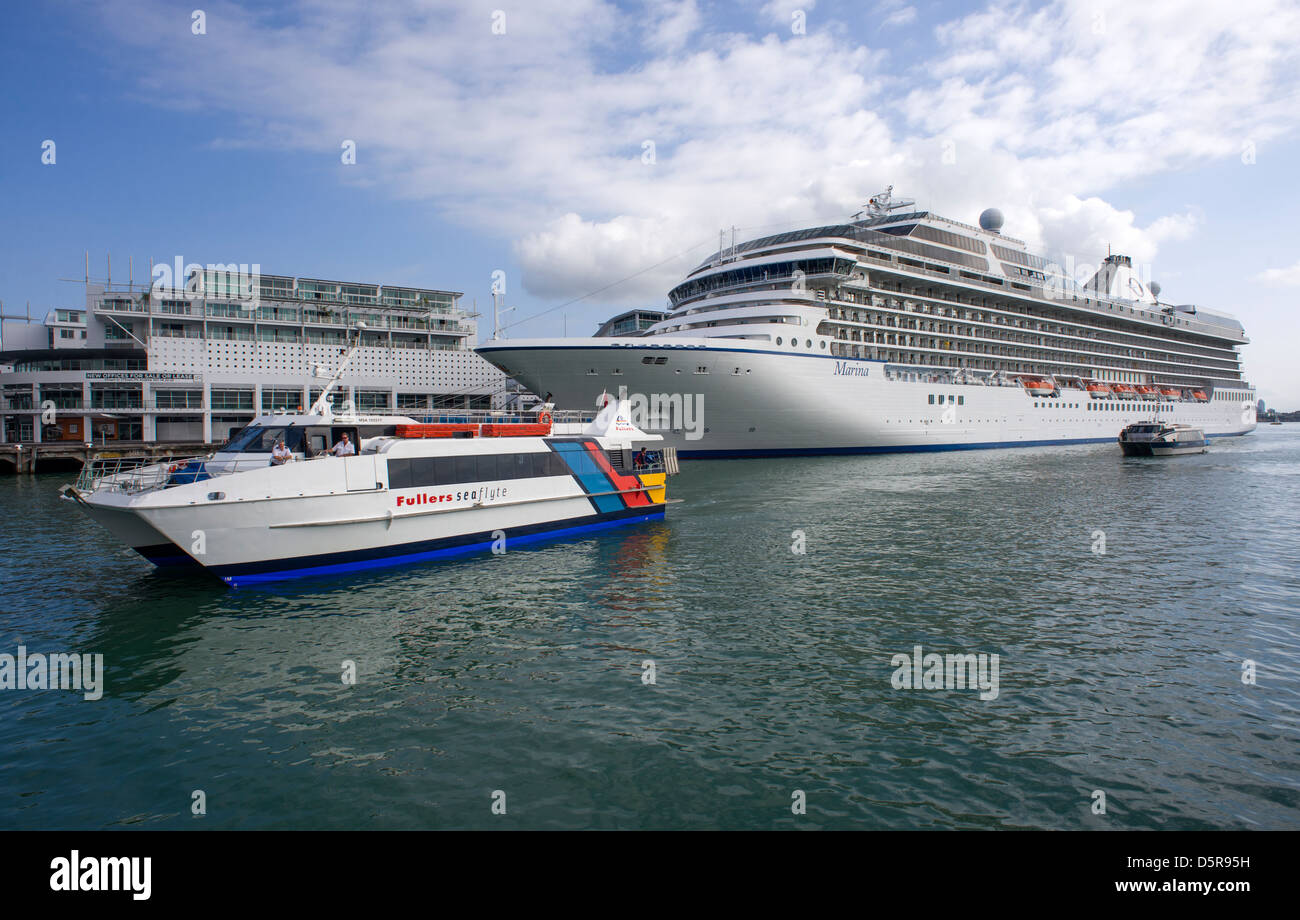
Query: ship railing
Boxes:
[
  {"xmin": 74, "ymin": 455, "xmax": 201, "ymax": 494},
  {"xmin": 74, "ymin": 454, "xmax": 273, "ymax": 494}
]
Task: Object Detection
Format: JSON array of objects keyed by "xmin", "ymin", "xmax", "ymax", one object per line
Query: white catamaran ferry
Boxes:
[
  {"xmin": 65, "ymin": 341, "xmax": 675, "ymax": 585},
  {"xmin": 479, "ymin": 188, "xmax": 1255, "ymax": 457}
]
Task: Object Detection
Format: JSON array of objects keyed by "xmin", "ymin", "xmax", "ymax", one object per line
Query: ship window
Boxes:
[
  {"xmin": 476, "ymin": 454, "xmax": 500, "ymax": 481},
  {"xmin": 958, "ymin": 396, "xmax": 964, "ymax": 405},
  {"xmin": 387, "ymin": 458, "xmax": 412, "ymax": 489},
  {"xmin": 453, "ymin": 456, "xmax": 477, "ymax": 483},
  {"xmin": 776, "ymin": 337, "xmax": 783, "ymax": 345},
  {"xmin": 820, "ymin": 341, "xmax": 826, "ymax": 349},
  {"xmin": 655, "ymin": 357, "xmax": 667, "ymax": 364},
  {"xmin": 641, "ymin": 357, "xmax": 655, "ymax": 364},
  {"xmin": 928, "ymin": 395, "xmax": 935, "ymax": 404}
]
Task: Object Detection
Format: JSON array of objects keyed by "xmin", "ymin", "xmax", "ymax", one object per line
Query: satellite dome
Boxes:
[
  {"xmin": 1149, "ymin": 281, "xmax": 1162, "ymax": 299},
  {"xmin": 978, "ymin": 208, "xmax": 1004, "ymax": 232}
]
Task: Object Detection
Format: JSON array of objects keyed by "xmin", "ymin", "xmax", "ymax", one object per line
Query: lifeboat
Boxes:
[
  {"xmin": 1113, "ymin": 383, "xmax": 1138, "ymax": 399},
  {"xmin": 1085, "ymin": 381, "xmax": 1111, "ymax": 399},
  {"xmin": 1159, "ymin": 386, "xmax": 1181, "ymax": 399},
  {"xmin": 1019, "ymin": 376, "xmax": 1055, "ymax": 397},
  {"xmin": 397, "ymin": 412, "xmax": 555, "ymax": 439},
  {"xmin": 1135, "ymin": 385, "xmax": 1158, "ymax": 399},
  {"xmin": 1191, "ymin": 389, "xmax": 1209, "ymax": 402}
]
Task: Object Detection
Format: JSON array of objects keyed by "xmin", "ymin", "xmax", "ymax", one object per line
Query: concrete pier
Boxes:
[{"xmin": 0, "ymin": 441, "xmax": 214, "ymax": 475}]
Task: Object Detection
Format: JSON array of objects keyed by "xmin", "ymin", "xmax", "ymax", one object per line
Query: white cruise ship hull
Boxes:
[{"xmin": 480, "ymin": 338, "xmax": 1256, "ymax": 457}]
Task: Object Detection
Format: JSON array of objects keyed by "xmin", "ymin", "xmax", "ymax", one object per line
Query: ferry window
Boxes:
[
  {"xmin": 409, "ymin": 457, "xmax": 438, "ymax": 485},
  {"xmin": 453, "ymin": 456, "xmax": 477, "ymax": 483},
  {"xmin": 655, "ymin": 357, "xmax": 667, "ymax": 365},
  {"xmin": 958, "ymin": 396, "xmax": 964, "ymax": 405},
  {"xmin": 776, "ymin": 337, "xmax": 783, "ymax": 345},
  {"xmin": 641, "ymin": 357, "xmax": 655, "ymax": 364},
  {"xmin": 806, "ymin": 339, "xmax": 812, "ymax": 348},
  {"xmin": 820, "ymin": 341, "xmax": 826, "ymax": 349},
  {"xmin": 475, "ymin": 454, "xmax": 500, "ymax": 481},
  {"xmin": 928, "ymin": 395, "xmax": 935, "ymax": 404},
  {"xmin": 387, "ymin": 458, "xmax": 412, "ymax": 489}
]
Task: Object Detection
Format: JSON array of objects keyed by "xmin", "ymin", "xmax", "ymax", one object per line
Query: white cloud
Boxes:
[
  {"xmin": 1255, "ymin": 261, "xmax": 1300, "ymax": 286},
  {"xmin": 644, "ymin": 0, "xmax": 704, "ymax": 54},
  {"xmin": 93, "ymin": 0, "xmax": 1300, "ymax": 309},
  {"xmin": 759, "ymin": 0, "xmax": 816, "ymax": 30},
  {"xmin": 874, "ymin": 1, "xmax": 917, "ymax": 28}
]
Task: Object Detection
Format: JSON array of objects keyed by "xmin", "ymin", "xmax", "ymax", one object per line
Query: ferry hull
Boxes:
[{"xmin": 479, "ymin": 340, "xmax": 1257, "ymax": 457}]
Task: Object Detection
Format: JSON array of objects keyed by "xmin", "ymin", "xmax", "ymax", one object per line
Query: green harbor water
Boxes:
[{"xmin": 2, "ymin": 427, "xmax": 1297, "ymax": 829}]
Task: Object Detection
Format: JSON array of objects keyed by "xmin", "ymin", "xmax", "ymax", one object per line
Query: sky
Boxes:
[{"xmin": 2, "ymin": 0, "xmax": 1298, "ymax": 407}]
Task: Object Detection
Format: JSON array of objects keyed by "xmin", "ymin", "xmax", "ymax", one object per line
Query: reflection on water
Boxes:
[{"xmin": 1, "ymin": 428, "xmax": 1297, "ymax": 828}]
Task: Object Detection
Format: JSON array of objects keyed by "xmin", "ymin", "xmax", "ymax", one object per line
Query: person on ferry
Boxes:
[
  {"xmin": 270, "ymin": 438, "xmax": 293, "ymax": 466},
  {"xmin": 330, "ymin": 433, "xmax": 355, "ymax": 456},
  {"xmin": 634, "ymin": 447, "xmax": 647, "ymax": 469}
]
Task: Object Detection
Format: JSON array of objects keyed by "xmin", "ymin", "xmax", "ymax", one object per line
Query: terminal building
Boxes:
[{"xmin": 0, "ymin": 267, "xmax": 512, "ymax": 445}]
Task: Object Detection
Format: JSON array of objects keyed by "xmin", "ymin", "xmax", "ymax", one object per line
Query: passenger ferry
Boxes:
[
  {"xmin": 65, "ymin": 343, "xmax": 675, "ymax": 585},
  {"xmin": 1118, "ymin": 422, "xmax": 1208, "ymax": 456},
  {"xmin": 479, "ymin": 188, "xmax": 1256, "ymax": 457}
]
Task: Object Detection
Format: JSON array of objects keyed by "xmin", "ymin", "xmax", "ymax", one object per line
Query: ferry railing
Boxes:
[{"xmin": 74, "ymin": 454, "xmax": 274, "ymax": 494}]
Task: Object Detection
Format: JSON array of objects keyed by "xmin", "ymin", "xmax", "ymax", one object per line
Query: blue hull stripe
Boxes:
[
  {"xmin": 213, "ymin": 506, "xmax": 664, "ymax": 586},
  {"xmin": 679, "ymin": 429, "xmax": 1250, "ymax": 459}
]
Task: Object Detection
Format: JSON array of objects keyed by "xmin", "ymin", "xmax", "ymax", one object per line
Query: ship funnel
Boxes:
[{"xmin": 1082, "ymin": 253, "xmax": 1157, "ymax": 306}]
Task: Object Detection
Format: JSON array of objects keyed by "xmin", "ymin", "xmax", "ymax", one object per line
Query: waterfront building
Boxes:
[{"xmin": 0, "ymin": 268, "xmax": 510, "ymax": 445}]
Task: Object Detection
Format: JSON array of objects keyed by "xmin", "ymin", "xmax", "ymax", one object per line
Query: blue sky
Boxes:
[{"xmin": 2, "ymin": 0, "xmax": 1298, "ymax": 406}]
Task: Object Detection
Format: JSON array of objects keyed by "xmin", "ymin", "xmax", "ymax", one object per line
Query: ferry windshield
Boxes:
[{"xmin": 223, "ymin": 426, "xmax": 304, "ymax": 453}]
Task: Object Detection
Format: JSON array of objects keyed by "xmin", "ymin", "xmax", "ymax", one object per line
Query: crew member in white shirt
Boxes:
[
  {"xmin": 330, "ymin": 433, "xmax": 355, "ymax": 456},
  {"xmin": 271, "ymin": 438, "xmax": 293, "ymax": 466}
]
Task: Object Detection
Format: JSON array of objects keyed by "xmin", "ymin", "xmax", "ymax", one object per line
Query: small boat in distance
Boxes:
[{"xmin": 1118, "ymin": 422, "xmax": 1209, "ymax": 456}]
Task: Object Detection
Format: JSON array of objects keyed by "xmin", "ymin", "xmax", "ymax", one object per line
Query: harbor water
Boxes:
[{"xmin": 2, "ymin": 426, "xmax": 1297, "ymax": 829}]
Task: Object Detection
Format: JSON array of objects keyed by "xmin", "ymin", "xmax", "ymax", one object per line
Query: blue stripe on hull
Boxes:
[
  {"xmin": 679, "ymin": 429, "xmax": 1250, "ymax": 459},
  {"xmin": 215, "ymin": 508, "xmax": 665, "ymax": 586}
]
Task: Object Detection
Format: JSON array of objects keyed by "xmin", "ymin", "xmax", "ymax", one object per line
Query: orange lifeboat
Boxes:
[
  {"xmin": 1085, "ymin": 381, "xmax": 1111, "ymax": 399},
  {"xmin": 1020, "ymin": 376, "xmax": 1055, "ymax": 397},
  {"xmin": 397, "ymin": 413, "xmax": 556, "ymax": 439},
  {"xmin": 1191, "ymin": 389, "xmax": 1209, "ymax": 402},
  {"xmin": 1159, "ymin": 386, "xmax": 1181, "ymax": 399},
  {"xmin": 1113, "ymin": 383, "xmax": 1138, "ymax": 399},
  {"xmin": 1135, "ymin": 384, "xmax": 1157, "ymax": 398}
]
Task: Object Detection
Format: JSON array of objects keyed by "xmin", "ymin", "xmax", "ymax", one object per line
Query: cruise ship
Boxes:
[{"xmin": 479, "ymin": 189, "xmax": 1256, "ymax": 457}]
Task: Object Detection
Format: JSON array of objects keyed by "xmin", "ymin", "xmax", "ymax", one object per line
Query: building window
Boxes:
[
  {"xmin": 211, "ymin": 389, "xmax": 254, "ymax": 411},
  {"xmin": 154, "ymin": 389, "xmax": 203, "ymax": 409},
  {"xmin": 261, "ymin": 388, "xmax": 304, "ymax": 411}
]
